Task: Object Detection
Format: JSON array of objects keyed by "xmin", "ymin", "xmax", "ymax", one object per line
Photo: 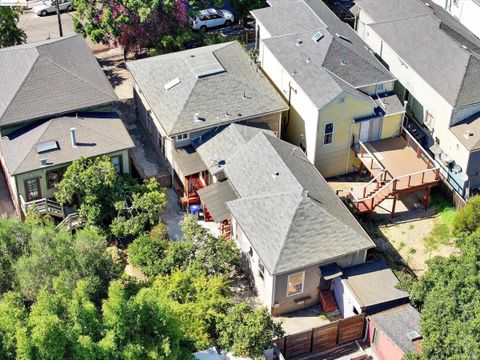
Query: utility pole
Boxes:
[{"xmin": 55, "ymin": 0, "xmax": 63, "ymax": 37}]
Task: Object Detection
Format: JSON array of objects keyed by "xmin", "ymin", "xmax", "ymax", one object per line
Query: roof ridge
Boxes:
[
  {"xmin": 272, "ymin": 192, "xmax": 304, "ymax": 272},
  {"xmin": 0, "ymin": 52, "xmax": 40, "ymax": 122},
  {"xmin": 170, "ymin": 75, "xmax": 201, "ymax": 134},
  {"xmin": 368, "ymin": 12, "xmax": 432, "ymax": 26},
  {"xmin": 10, "ymin": 120, "xmax": 52, "ymax": 174},
  {"xmin": 40, "ymin": 45, "xmax": 116, "ymax": 101}
]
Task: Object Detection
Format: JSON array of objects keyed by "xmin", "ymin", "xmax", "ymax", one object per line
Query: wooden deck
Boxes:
[{"xmin": 349, "ymin": 127, "xmax": 440, "ymax": 214}]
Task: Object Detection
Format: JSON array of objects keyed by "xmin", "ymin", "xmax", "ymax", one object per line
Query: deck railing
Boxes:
[
  {"xmin": 399, "ymin": 125, "xmax": 437, "ymax": 168},
  {"xmin": 357, "ymin": 141, "xmax": 389, "ymax": 175},
  {"xmin": 56, "ymin": 212, "xmax": 83, "ymax": 230},
  {"xmin": 349, "ymin": 127, "xmax": 441, "ymax": 212},
  {"xmin": 20, "ymin": 195, "xmax": 64, "ymax": 218}
]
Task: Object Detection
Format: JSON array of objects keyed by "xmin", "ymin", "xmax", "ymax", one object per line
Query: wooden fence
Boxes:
[{"xmin": 275, "ymin": 314, "xmax": 366, "ymax": 359}]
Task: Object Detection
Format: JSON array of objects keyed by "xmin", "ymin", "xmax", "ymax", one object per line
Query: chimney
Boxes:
[
  {"xmin": 40, "ymin": 159, "xmax": 47, "ymax": 166},
  {"xmin": 70, "ymin": 127, "xmax": 77, "ymax": 147}
]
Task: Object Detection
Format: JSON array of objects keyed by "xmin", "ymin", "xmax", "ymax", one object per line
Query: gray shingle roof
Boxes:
[
  {"xmin": 450, "ymin": 111, "xmax": 480, "ymax": 151},
  {"xmin": 357, "ymin": 0, "xmax": 480, "ymax": 107},
  {"xmin": 0, "ymin": 35, "xmax": 117, "ymax": 128},
  {"xmin": 127, "ymin": 41, "xmax": 288, "ymax": 136},
  {"xmin": 252, "ymin": 0, "xmax": 394, "ymax": 109},
  {"xmin": 342, "ymin": 260, "xmax": 409, "ymax": 308},
  {"xmin": 374, "ymin": 93, "xmax": 405, "ymax": 116},
  {"xmin": 0, "ymin": 113, "xmax": 134, "ymax": 175},
  {"xmin": 225, "ymin": 132, "xmax": 374, "ymax": 274},
  {"xmin": 195, "ymin": 123, "xmax": 273, "ymax": 175},
  {"xmin": 197, "ymin": 180, "xmax": 238, "ymax": 222},
  {"xmin": 171, "ymin": 145, "xmax": 208, "ymax": 177},
  {"xmin": 370, "ymin": 304, "xmax": 422, "ymax": 354}
]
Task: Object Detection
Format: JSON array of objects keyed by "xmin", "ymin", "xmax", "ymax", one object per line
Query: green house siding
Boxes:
[{"xmin": 14, "ymin": 149, "xmax": 130, "ymax": 203}]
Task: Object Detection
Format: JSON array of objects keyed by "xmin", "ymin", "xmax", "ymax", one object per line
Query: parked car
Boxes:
[
  {"xmin": 191, "ymin": 8, "xmax": 234, "ymax": 32},
  {"xmin": 33, "ymin": 0, "xmax": 74, "ymax": 16}
]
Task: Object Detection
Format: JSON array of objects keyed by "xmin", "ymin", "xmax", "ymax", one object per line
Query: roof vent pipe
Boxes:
[
  {"xmin": 296, "ymin": 39, "xmax": 302, "ymax": 46},
  {"xmin": 70, "ymin": 127, "xmax": 77, "ymax": 148},
  {"xmin": 272, "ymin": 171, "xmax": 280, "ymax": 179}
]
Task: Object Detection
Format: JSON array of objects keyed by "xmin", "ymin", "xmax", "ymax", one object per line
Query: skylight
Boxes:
[
  {"xmin": 164, "ymin": 77, "xmax": 181, "ymax": 91},
  {"xmin": 312, "ymin": 31, "xmax": 324, "ymax": 42},
  {"xmin": 36, "ymin": 140, "xmax": 59, "ymax": 154}
]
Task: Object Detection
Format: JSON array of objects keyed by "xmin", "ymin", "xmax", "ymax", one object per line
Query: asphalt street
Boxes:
[{"xmin": 18, "ymin": 9, "xmax": 76, "ymax": 43}]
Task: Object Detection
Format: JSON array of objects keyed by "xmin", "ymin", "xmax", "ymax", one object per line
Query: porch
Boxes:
[
  {"xmin": 349, "ymin": 126, "xmax": 440, "ymax": 214},
  {"xmin": 19, "ymin": 195, "xmax": 84, "ymax": 230}
]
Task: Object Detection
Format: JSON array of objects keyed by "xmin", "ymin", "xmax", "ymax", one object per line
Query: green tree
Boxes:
[
  {"xmin": 453, "ymin": 195, "xmax": 480, "ymax": 236},
  {"xmin": 193, "ymin": 235, "xmax": 240, "ymax": 278},
  {"xmin": 410, "ymin": 233, "xmax": 480, "ymax": 359},
  {"xmin": 0, "ymin": 219, "xmax": 30, "ymax": 294},
  {"xmin": 110, "ymin": 178, "xmax": 167, "ymax": 238},
  {"xmin": 0, "ymin": 7, "xmax": 26, "ymax": 48},
  {"xmin": 153, "ymin": 269, "xmax": 231, "ymax": 350},
  {"xmin": 101, "ymin": 280, "xmax": 192, "ymax": 359},
  {"xmin": 15, "ymin": 226, "xmax": 122, "ymax": 301},
  {"xmin": 216, "ymin": 303, "xmax": 284, "ymax": 358},
  {"xmin": 181, "ymin": 215, "xmax": 204, "ymax": 242},
  {"xmin": 231, "ymin": 0, "xmax": 266, "ymax": 24},
  {"xmin": 0, "ymin": 292, "xmax": 27, "ymax": 359},
  {"xmin": 55, "ymin": 156, "xmax": 123, "ymax": 228},
  {"xmin": 128, "ymin": 234, "xmax": 169, "ymax": 277}
]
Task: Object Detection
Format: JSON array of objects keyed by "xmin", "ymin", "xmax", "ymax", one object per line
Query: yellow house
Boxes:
[{"xmin": 251, "ymin": 0, "xmax": 404, "ymax": 178}]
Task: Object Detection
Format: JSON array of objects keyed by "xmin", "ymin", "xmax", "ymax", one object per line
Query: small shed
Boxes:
[
  {"xmin": 368, "ymin": 304, "xmax": 422, "ymax": 360},
  {"xmin": 333, "ymin": 260, "xmax": 409, "ymax": 317}
]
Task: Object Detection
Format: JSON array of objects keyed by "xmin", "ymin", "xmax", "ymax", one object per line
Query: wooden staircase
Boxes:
[{"xmin": 319, "ymin": 290, "xmax": 338, "ymax": 313}]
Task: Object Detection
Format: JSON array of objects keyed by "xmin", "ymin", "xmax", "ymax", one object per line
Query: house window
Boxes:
[
  {"xmin": 258, "ymin": 261, "xmax": 265, "ymax": 280},
  {"xmin": 373, "ymin": 328, "xmax": 379, "ymax": 348},
  {"xmin": 425, "ymin": 110, "xmax": 435, "ymax": 131},
  {"xmin": 176, "ymin": 133, "xmax": 189, "ymax": 141},
  {"xmin": 323, "ymin": 123, "xmax": 334, "ymax": 145},
  {"xmin": 111, "ymin": 155, "xmax": 123, "ymax": 174},
  {"xmin": 375, "ymin": 83, "xmax": 384, "ymax": 94},
  {"xmin": 24, "ymin": 178, "xmax": 41, "ymax": 201},
  {"xmin": 47, "ymin": 169, "xmax": 64, "ymax": 189},
  {"xmin": 287, "ymin": 271, "xmax": 305, "ymax": 297}
]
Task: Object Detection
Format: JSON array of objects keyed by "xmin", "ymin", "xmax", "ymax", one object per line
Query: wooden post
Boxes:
[
  {"xmin": 391, "ymin": 195, "xmax": 397, "ymax": 219},
  {"xmin": 363, "ymin": 187, "xmax": 366, "ymax": 198},
  {"xmin": 435, "ymin": 168, "xmax": 440, "ymax": 180},
  {"xmin": 421, "ymin": 171, "xmax": 425, "ymax": 184},
  {"xmin": 424, "ymin": 187, "xmax": 431, "ymax": 210},
  {"xmin": 407, "ymin": 175, "xmax": 411, "ymax": 187},
  {"xmin": 359, "ymin": 161, "xmax": 364, "ymax": 174}
]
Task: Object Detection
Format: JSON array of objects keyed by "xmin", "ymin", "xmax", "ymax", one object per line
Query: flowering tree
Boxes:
[{"xmin": 73, "ymin": 0, "xmax": 190, "ymax": 57}]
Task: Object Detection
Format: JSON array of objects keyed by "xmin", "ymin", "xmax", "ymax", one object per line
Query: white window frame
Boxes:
[
  {"xmin": 425, "ymin": 110, "xmax": 435, "ymax": 131},
  {"xmin": 323, "ymin": 122, "xmax": 334, "ymax": 146},
  {"xmin": 286, "ymin": 271, "xmax": 305, "ymax": 297},
  {"xmin": 176, "ymin": 133, "xmax": 189, "ymax": 141},
  {"xmin": 375, "ymin": 83, "xmax": 384, "ymax": 94}
]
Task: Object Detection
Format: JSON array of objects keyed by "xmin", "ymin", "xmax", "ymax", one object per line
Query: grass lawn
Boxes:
[{"xmin": 425, "ymin": 194, "xmax": 457, "ymax": 253}]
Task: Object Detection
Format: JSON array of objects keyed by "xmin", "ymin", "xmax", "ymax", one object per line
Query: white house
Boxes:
[
  {"xmin": 356, "ymin": 0, "xmax": 480, "ymax": 200},
  {"xmin": 430, "ymin": 0, "xmax": 480, "ymax": 38},
  {"xmin": 250, "ymin": 0, "xmax": 403, "ymax": 179}
]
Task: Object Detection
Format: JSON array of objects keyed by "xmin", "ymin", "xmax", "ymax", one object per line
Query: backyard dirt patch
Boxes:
[{"xmin": 328, "ymin": 176, "xmax": 459, "ymax": 277}]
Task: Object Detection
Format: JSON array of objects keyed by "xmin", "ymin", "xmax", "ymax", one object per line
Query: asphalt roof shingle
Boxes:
[
  {"xmin": 0, "ymin": 113, "xmax": 134, "ymax": 175},
  {"xmin": 0, "ymin": 35, "xmax": 117, "ymax": 127},
  {"xmin": 252, "ymin": 0, "xmax": 394, "ymax": 109},
  {"xmin": 357, "ymin": 0, "xmax": 480, "ymax": 107},
  {"xmin": 370, "ymin": 304, "xmax": 422, "ymax": 353},
  {"xmin": 225, "ymin": 132, "xmax": 374, "ymax": 274},
  {"xmin": 127, "ymin": 41, "xmax": 288, "ymax": 136}
]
